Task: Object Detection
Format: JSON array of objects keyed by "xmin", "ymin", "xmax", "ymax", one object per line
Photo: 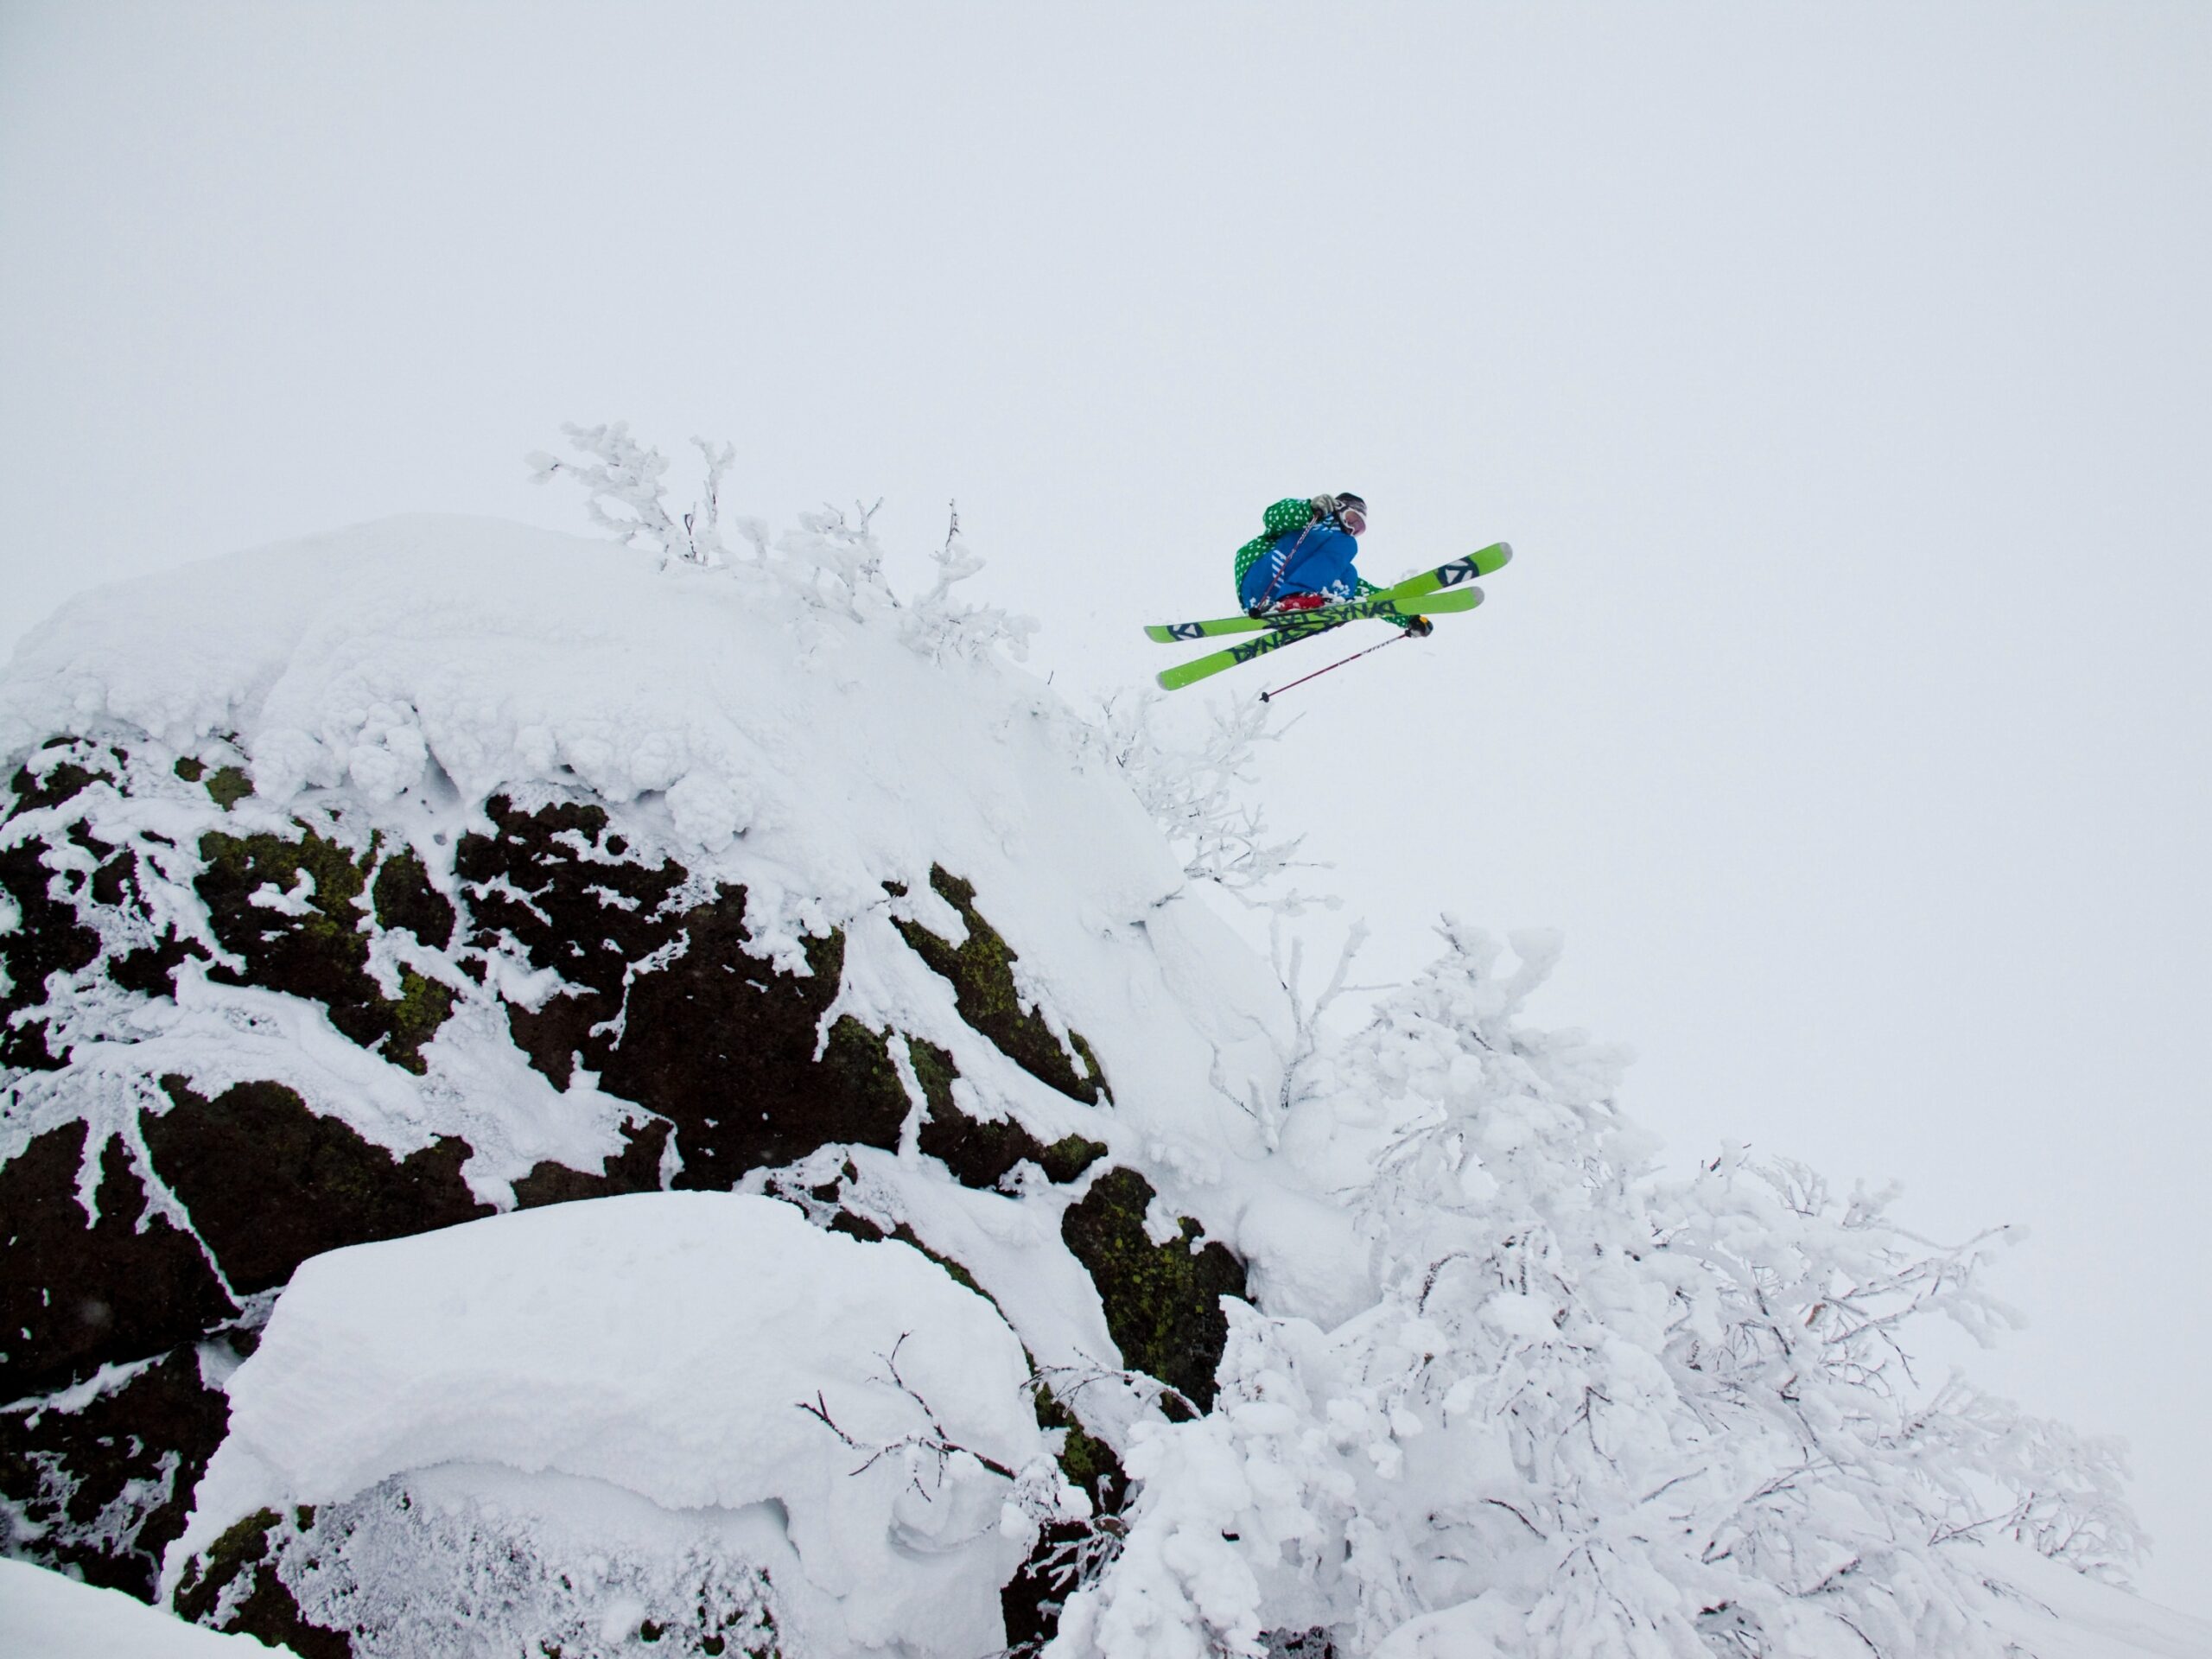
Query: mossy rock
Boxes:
[
  {"xmin": 204, "ymin": 766, "xmax": 254, "ymax": 810},
  {"xmin": 455, "ymin": 796, "xmax": 905, "ymax": 1188},
  {"xmin": 512, "ymin": 1118, "xmax": 671, "ymax": 1208},
  {"xmin": 1031, "ymin": 1381, "xmax": 1123, "ymax": 1516},
  {"xmin": 194, "ymin": 823, "xmax": 454, "ymax": 1072},
  {"xmin": 0, "ymin": 747, "xmax": 139, "ymax": 1068},
  {"xmin": 4, "ymin": 741, "xmax": 109, "ymax": 821},
  {"xmin": 370, "ymin": 845, "xmax": 454, "ymax": 948},
  {"xmin": 174, "ymin": 1507, "xmax": 352, "ymax": 1658},
  {"xmin": 1060, "ymin": 1166, "xmax": 1248, "ymax": 1417},
  {"xmin": 890, "ymin": 868, "xmax": 1109, "ymax": 1106},
  {"xmin": 145, "ymin": 1078, "xmax": 493, "ymax": 1296},
  {"xmin": 0, "ymin": 833, "xmax": 101, "ymax": 1074},
  {"xmin": 899, "ymin": 1033, "xmax": 1106, "ymax": 1192},
  {"xmin": 173, "ymin": 753, "xmax": 252, "ymax": 810},
  {"xmin": 1039, "ymin": 1135, "xmax": 1108, "ymax": 1184},
  {"xmin": 1001, "ymin": 1380, "xmax": 1128, "ymax": 1653}
]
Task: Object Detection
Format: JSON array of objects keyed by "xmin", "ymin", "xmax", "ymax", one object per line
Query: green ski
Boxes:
[
  {"xmin": 1145, "ymin": 542, "xmax": 1511, "ymax": 642},
  {"xmin": 1155, "ymin": 588, "xmax": 1483, "ymax": 691}
]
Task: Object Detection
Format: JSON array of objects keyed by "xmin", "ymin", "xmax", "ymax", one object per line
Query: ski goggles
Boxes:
[{"xmin": 1338, "ymin": 505, "xmax": 1368, "ymax": 536}]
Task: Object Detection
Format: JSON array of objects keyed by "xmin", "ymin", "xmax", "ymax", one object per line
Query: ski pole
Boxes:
[
  {"xmin": 1259, "ymin": 630, "xmax": 1413, "ymax": 702},
  {"xmin": 1249, "ymin": 521, "xmax": 1314, "ymax": 616}
]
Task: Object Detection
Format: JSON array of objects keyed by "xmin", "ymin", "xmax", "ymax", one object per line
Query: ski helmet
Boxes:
[{"xmin": 1335, "ymin": 493, "xmax": 1367, "ymax": 534}]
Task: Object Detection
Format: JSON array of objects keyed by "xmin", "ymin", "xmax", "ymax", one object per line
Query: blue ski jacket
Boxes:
[{"xmin": 1236, "ymin": 518, "xmax": 1362, "ymax": 612}]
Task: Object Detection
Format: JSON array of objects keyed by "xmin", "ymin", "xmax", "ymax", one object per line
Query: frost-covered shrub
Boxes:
[
  {"xmin": 1098, "ymin": 690, "xmax": 1325, "ymax": 914},
  {"xmin": 531, "ymin": 429, "xmax": 1036, "ymax": 663},
  {"xmin": 1046, "ymin": 923, "xmax": 2140, "ymax": 1659},
  {"xmin": 899, "ymin": 504, "xmax": 1038, "ymax": 665},
  {"xmin": 246, "ymin": 1476, "xmax": 781, "ymax": 1659},
  {"xmin": 528, "ymin": 422, "xmax": 739, "ymax": 569}
]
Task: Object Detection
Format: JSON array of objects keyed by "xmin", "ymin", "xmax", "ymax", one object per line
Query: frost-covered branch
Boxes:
[
  {"xmin": 900, "ymin": 501, "xmax": 1039, "ymax": 664},
  {"xmin": 798, "ymin": 1333, "xmax": 1019, "ymax": 1487},
  {"xmin": 528, "ymin": 429, "xmax": 1036, "ymax": 669},
  {"xmin": 1046, "ymin": 923, "xmax": 2144, "ymax": 1659},
  {"xmin": 1268, "ymin": 916, "xmax": 1371, "ymax": 1128},
  {"xmin": 1100, "ymin": 690, "xmax": 1332, "ymax": 913},
  {"xmin": 1027, "ymin": 1360, "xmax": 1197, "ymax": 1431},
  {"xmin": 527, "ymin": 422, "xmax": 737, "ymax": 568}
]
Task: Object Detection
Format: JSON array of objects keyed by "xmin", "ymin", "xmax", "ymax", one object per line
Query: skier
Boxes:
[{"xmin": 1233, "ymin": 493, "xmax": 1431, "ymax": 634}]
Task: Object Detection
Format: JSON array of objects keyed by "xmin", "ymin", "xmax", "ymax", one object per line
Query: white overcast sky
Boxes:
[{"xmin": 4, "ymin": 0, "xmax": 2209, "ymax": 1614}]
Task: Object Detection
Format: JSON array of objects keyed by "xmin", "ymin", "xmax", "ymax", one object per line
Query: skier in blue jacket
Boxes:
[{"xmin": 1233, "ymin": 493, "xmax": 1432, "ymax": 634}]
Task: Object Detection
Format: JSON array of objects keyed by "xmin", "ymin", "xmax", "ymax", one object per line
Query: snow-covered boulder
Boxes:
[
  {"xmin": 0, "ymin": 514, "xmax": 1304, "ymax": 1653},
  {"xmin": 174, "ymin": 1192, "xmax": 1056, "ymax": 1657}
]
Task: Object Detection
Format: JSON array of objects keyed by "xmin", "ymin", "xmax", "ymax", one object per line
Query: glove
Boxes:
[
  {"xmin": 1403, "ymin": 615, "xmax": 1434, "ymax": 638},
  {"xmin": 1308, "ymin": 494, "xmax": 1339, "ymax": 520}
]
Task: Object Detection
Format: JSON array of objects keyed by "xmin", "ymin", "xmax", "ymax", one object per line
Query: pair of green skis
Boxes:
[{"xmin": 1147, "ymin": 542, "xmax": 1512, "ymax": 691}]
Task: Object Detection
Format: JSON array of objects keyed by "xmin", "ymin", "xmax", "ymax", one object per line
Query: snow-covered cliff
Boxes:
[{"xmin": 0, "ymin": 513, "xmax": 2197, "ymax": 1658}]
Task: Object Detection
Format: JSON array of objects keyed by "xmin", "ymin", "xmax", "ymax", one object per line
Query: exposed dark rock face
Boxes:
[
  {"xmin": 891, "ymin": 867, "xmax": 1109, "ymax": 1106},
  {"xmin": 909, "ymin": 1033, "xmax": 1107, "ymax": 1192},
  {"xmin": 194, "ymin": 823, "xmax": 454, "ymax": 1074},
  {"xmin": 145, "ymin": 1078, "xmax": 493, "ymax": 1297},
  {"xmin": 0, "ymin": 1122, "xmax": 236, "ymax": 1398},
  {"xmin": 5, "ymin": 756, "xmax": 1151, "ymax": 1649},
  {"xmin": 512, "ymin": 1117, "xmax": 670, "ymax": 1208},
  {"xmin": 173, "ymin": 1508, "xmax": 353, "ymax": 1659},
  {"xmin": 1060, "ymin": 1166, "xmax": 1249, "ymax": 1417},
  {"xmin": 1000, "ymin": 1380, "xmax": 1130, "ymax": 1652},
  {"xmin": 369, "ymin": 848, "xmax": 454, "ymax": 951},
  {"xmin": 0, "ymin": 1348, "xmax": 232, "ymax": 1599},
  {"xmin": 1, "ymin": 756, "xmax": 110, "ymax": 1071},
  {"xmin": 455, "ymin": 794, "xmax": 909, "ymax": 1186}
]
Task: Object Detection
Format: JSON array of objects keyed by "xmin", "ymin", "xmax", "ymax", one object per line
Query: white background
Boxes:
[{"xmin": 3, "ymin": 1, "xmax": 2207, "ymax": 1615}]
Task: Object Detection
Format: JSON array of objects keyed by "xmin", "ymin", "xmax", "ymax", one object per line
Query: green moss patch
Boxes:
[
  {"xmin": 385, "ymin": 969, "xmax": 455, "ymax": 1073},
  {"xmin": 899, "ymin": 1030, "xmax": 1108, "ymax": 1191},
  {"xmin": 203, "ymin": 766, "xmax": 254, "ymax": 810},
  {"xmin": 1031, "ymin": 1380, "xmax": 1123, "ymax": 1515},
  {"xmin": 194, "ymin": 824, "xmax": 454, "ymax": 1072},
  {"xmin": 1039, "ymin": 1135, "xmax": 1107, "ymax": 1183},
  {"xmin": 890, "ymin": 868, "xmax": 1108, "ymax": 1106},
  {"xmin": 1059, "ymin": 1167, "xmax": 1248, "ymax": 1418}
]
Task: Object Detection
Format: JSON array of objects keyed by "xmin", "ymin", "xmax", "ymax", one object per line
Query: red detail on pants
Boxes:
[{"xmin": 1268, "ymin": 593, "xmax": 1332, "ymax": 613}]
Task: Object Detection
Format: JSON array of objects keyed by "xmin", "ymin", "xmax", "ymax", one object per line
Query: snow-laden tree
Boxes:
[{"xmin": 1046, "ymin": 923, "xmax": 2137, "ymax": 1659}]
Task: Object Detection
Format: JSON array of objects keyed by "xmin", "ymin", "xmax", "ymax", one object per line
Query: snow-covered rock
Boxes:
[
  {"xmin": 178, "ymin": 1192, "xmax": 1053, "ymax": 1656},
  {"xmin": 0, "ymin": 514, "xmax": 1305, "ymax": 1654},
  {"xmin": 0, "ymin": 510, "xmax": 2186, "ymax": 1656}
]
